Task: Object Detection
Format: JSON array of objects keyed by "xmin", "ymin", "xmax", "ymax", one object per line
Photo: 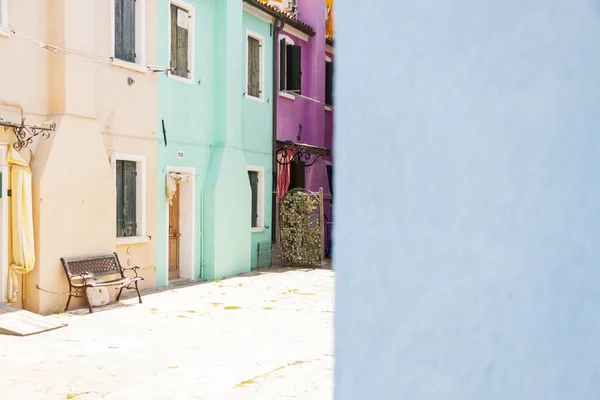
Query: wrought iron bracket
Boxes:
[
  {"xmin": 0, "ymin": 117, "xmax": 55, "ymax": 151},
  {"xmin": 276, "ymin": 140, "xmax": 330, "ymax": 167}
]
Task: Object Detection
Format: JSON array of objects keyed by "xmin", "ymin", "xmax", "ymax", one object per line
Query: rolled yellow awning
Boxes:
[{"xmin": 7, "ymin": 145, "xmax": 35, "ymax": 303}]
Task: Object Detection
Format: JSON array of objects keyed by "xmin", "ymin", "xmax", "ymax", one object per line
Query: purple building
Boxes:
[{"xmin": 247, "ymin": 0, "xmax": 334, "ymax": 258}]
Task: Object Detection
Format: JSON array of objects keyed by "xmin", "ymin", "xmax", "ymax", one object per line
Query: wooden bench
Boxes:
[{"xmin": 60, "ymin": 253, "xmax": 143, "ymax": 313}]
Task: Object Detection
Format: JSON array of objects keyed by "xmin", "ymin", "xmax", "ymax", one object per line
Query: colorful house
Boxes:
[
  {"xmin": 156, "ymin": 0, "xmax": 263, "ymax": 284},
  {"xmin": 252, "ymin": 0, "xmax": 334, "ymax": 252},
  {"xmin": 0, "ymin": 0, "xmax": 158, "ymax": 314},
  {"xmin": 241, "ymin": 1, "xmax": 276, "ymax": 267},
  {"xmin": 0, "ymin": 0, "xmax": 333, "ymax": 314}
]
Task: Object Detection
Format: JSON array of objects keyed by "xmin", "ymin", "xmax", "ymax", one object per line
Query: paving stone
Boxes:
[{"xmin": 0, "ymin": 268, "xmax": 334, "ymax": 400}]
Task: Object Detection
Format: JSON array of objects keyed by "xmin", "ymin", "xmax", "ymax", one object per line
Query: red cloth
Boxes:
[{"xmin": 277, "ymin": 150, "xmax": 291, "ymax": 200}]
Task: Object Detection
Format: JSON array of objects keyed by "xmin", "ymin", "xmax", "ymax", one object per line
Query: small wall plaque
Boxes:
[{"xmin": 177, "ymin": 150, "xmax": 184, "ymax": 159}]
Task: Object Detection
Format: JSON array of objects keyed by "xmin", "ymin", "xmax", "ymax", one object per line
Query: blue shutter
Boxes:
[
  {"xmin": 116, "ymin": 160, "xmax": 125, "ymax": 236},
  {"xmin": 122, "ymin": 161, "xmax": 137, "ymax": 237},
  {"xmin": 114, "ymin": 0, "xmax": 124, "ymax": 60},
  {"xmin": 122, "ymin": 0, "xmax": 136, "ymax": 63}
]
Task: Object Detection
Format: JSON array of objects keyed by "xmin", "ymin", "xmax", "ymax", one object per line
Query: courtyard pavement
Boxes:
[{"xmin": 0, "ymin": 268, "xmax": 334, "ymax": 400}]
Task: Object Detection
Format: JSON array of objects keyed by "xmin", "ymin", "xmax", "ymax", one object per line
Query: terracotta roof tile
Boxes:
[{"xmin": 244, "ymin": 0, "xmax": 316, "ymax": 37}]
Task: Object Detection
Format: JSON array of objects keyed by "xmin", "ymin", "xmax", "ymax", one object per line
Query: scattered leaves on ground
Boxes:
[
  {"xmin": 168, "ymin": 366, "xmax": 179, "ymax": 369},
  {"xmin": 263, "ymin": 307, "xmax": 273, "ymax": 310},
  {"xmin": 210, "ymin": 302, "xmax": 222, "ymax": 307},
  {"xmin": 235, "ymin": 379, "xmax": 257, "ymax": 388},
  {"xmin": 65, "ymin": 393, "xmax": 89, "ymax": 399},
  {"xmin": 224, "ymin": 306, "xmax": 241, "ymax": 310}
]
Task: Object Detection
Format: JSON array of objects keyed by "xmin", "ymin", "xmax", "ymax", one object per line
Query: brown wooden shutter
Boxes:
[
  {"xmin": 170, "ymin": 4, "xmax": 178, "ymax": 73},
  {"xmin": 247, "ymin": 36, "xmax": 261, "ymax": 97},
  {"xmin": 171, "ymin": 5, "xmax": 189, "ymax": 78}
]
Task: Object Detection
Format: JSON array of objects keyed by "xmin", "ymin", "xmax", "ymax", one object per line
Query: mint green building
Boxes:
[
  {"xmin": 241, "ymin": 3, "xmax": 275, "ymax": 268},
  {"xmin": 155, "ymin": 0, "xmax": 273, "ymax": 285}
]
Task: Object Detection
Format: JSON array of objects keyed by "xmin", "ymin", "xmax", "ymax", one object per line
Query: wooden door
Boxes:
[{"xmin": 168, "ymin": 183, "xmax": 180, "ymax": 279}]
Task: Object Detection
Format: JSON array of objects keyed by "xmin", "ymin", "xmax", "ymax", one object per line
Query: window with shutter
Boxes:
[
  {"xmin": 116, "ymin": 160, "xmax": 137, "ymax": 237},
  {"xmin": 115, "ymin": 0, "xmax": 136, "ymax": 63},
  {"xmin": 247, "ymin": 36, "xmax": 261, "ymax": 98},
  {"xmin": 286, "ymin": 44, "xmax": 302, "ymax": 94},
  {"xmin": 280, "ymin": 39, "xmax": 287, "ymax": 91},
  {"xmin": 325, "ymin": 61, "xmax": 334, "ymax": 106},
  {"xmin": 170, "ymin": 4, "xmax": 190, "ymax": 79},
  {"xmin": 248, "ymin": 171, "xmax": 259, "ymax": 228}
]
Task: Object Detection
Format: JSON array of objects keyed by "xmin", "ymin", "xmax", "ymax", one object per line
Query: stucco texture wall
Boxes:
[
  {"xmin": 157, "ymin": 0, "xmax": 251, "ymax": 283},
  {"xmin": 156, "ymin": 0, "xmax": 215, "ymax": 286},
  {"xmin": 0, "ymin": 0, "xmax": 158, "ymax": 313},
  {"xmin": 335, "ymin": 1, "xmax": 600, "ymax": 399},
  {"xmin": 242, "ymin": 11, "xmax": 273, "ymax": 268}
]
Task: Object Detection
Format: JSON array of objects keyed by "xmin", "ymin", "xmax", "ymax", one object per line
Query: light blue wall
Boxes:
[
  {"xmin": 157, "ymin": 0, "xmax": 250, "ymax": 284},
  {"xmin": 156, "ymin": 0, "xmax": 216, "ymax": 286},
  {"xmin": 335, "ymin": 1, "xmax": 600, "ymax": 399},
  {"xmin": 242, "ymin": 11, "xmax": 274, "ymax": 268}
]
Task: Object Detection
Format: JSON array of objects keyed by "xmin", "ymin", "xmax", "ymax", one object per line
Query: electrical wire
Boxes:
[{"xmin": 3, "ymin": 25, "xmax": 169, "ymax": 70}]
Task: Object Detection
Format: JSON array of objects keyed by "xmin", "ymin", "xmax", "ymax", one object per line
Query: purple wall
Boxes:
[{"xmin": 276, "ymin": 0, "xmax": 332, "ymax": 197}]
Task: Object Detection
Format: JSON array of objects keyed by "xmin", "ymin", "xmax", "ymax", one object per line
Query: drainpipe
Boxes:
[{"xmin": 272, "ymin": 18, "xmax": 284, "ymax": 244}]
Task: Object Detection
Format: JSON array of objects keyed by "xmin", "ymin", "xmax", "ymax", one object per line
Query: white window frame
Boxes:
[
  {"xmin": 247, "ymin": 165, "xmax": 265, "ymax": 233},
  {"xmin": 279, "ymin": 35, "xmax": 296, "ymax": 101},
  {"xmin": 114, "ymin": 153, "xmax": 148, "ymax": 245},
  {"xmin": 111, "ymin": 0, "xmax": 147, "ymax": 73},
  {"xmin": 0, "ymin": 0, "xmax": 9, "ymax": 38},
  {"xmin": 245, "ymin": 29, "xmax": 265, "ymax": 102},
  {"xmin": 168, "ymin": 0, "xmax": 195, "ymax": 84}
]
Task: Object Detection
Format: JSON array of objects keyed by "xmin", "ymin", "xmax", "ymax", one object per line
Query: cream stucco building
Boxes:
[{"xmin": 0, "ymin": 0, "xmax": 158, "ymax": 314}]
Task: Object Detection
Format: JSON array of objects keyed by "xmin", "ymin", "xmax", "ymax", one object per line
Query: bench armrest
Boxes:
[
  {"xmin": 122, "ymin": 266, "xmax": 140, "ymax": 278},
  {"xmin": 68, "ymin": 272, "xmax": 93, "ymax": 285}
]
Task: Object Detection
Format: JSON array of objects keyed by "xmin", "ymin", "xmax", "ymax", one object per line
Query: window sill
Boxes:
[
  {"xmin": 245, "ymin": 94, "xmax": 265, "ymax": 103},
  {"xmin": 112, "ymin": 59, "xmax": 148, "ymax": 74},
  {"xmin": 279, "ymin": 91, "xmax": 296, "ymax": 101},
  {"xmin": 168, "ymin": 73, "xmax": 195, "ymax": 85},
  {"xmin": 325, "ymin": 105, "xmax": 333, "ymax": 112},
  {"xmin": 251, "ymin": 227, "xmax": 266, "ymax": 233},
  {"xmin": 117, "ymin": 236, "xmax": 149, "ymax": 245}
]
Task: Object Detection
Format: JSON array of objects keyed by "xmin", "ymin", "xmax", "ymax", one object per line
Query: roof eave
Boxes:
[{"xmin": 243, "ymin": 0, "xmax": 316, "ymax": 37}]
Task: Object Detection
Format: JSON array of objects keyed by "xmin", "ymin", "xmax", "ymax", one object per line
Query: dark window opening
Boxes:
[
  {"xmin": 248, "ymin": 171, "xmax": 259, "ymax": 228},
  {"xmin": 280, "ymin": 39, "xmax": 302, "ymax": 94},
  {"xmin": 326, "ymin": 165, "xmax": 333, "ymax": 198},
  {"xmin": 289, "ymin": 161, "xmax": 305, "ymax": 190},
  {"xmin": 325, "ymin": 61, "xmax": 334, "ymax": 106}
]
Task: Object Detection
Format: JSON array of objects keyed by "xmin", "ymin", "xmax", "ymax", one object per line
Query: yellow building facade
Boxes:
[{"xmin": 0, "ymin": 0, "xmax": 158, "ymax": 314}]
